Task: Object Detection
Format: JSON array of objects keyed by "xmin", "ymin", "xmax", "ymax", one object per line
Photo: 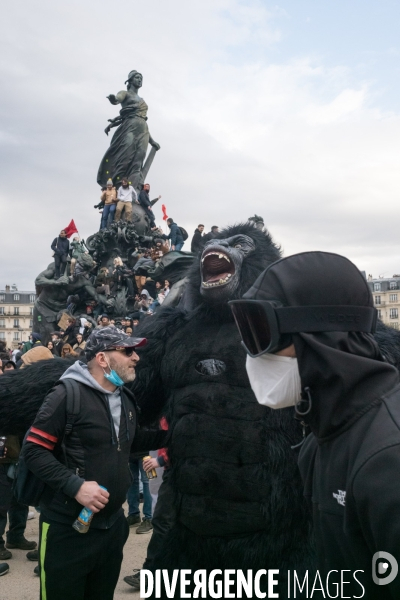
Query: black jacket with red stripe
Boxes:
[{"xmin": 23, "ymin": 382, "xmax": 167, "ymax": 529}]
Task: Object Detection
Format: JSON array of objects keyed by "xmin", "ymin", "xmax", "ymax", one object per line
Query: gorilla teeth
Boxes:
[
  {"xmin": 201, "ymin": 252, "xmax": 230, "ymax": 263},
  {"xmin": 203, "ymin": 274, "xmax": 232, "ymax": 287}
]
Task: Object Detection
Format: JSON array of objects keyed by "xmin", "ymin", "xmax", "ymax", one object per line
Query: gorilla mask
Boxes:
[{"xmin": 200, "ymin": 235, "xmax": 256, "ymax": 301}]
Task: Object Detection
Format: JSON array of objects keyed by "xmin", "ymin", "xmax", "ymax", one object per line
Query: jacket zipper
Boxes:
[{"xmin": 117, "ymin": 437, "xmax": 121, "ymax": 451}]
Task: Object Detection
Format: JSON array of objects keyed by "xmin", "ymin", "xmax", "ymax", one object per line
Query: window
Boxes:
[
  {"xmin": 13, "ymin": 318, "xmax": 19, "ymax": 328},
  {"xmin": 374, "ymin": 283, "xmax": 381, "ymax": 291},
  {"xmin": 13, "ymin": 332, "xmax": 19, "ymax": 341},
  {"xmin": 392, "ymin": 323, "xmax": 399, "ymax": 330},
  {"xmin": 0, "ymin": 332, "xmax": 5, "ymax": 340},
  {"xmin": 30, "ymin": 307, "xmax": 33, "ymax": 315},
  {"xmin": 375, "ymin": 296, "xmax": 381, "ymax": 305},
  {"xmin": 29, "ymin": 294, "xmax": 36, "ymax": 303},
  {"xmin": 13, "ymin": 294, "xmax": 19, "ymax": 301},
  {"xmin": 390, "ymin": 294, "xmax": 398, "ymax": 302},
  {"xmin": 0, "ymin": 307, "xmax": 4, "ymax": 315},
  {"xmin": 0, "ymin": 319, "xmax": 4, "ymax": 327},
  {"xmin": 377, "ymin": 310, "xmax": 382, "ymax": 319},
  {"xmin": 390, "ymin": 308, "xmax": 398, "ymax": 319},
  {"xmin": 390, "ymin": 281, "xmax": 397, "ymax": 290},
  {"xmin": 14, "ymin": 307, "xmax": 19, "ymax": 315},
  {"xmin": 0, "ymin": 294, "xmax": 4, "ymax": 302},
  {"xmin": 30, "ymin": 320, "xmax": 33, "ymax": 327}
]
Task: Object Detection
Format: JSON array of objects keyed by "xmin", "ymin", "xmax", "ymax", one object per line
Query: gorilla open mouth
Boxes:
[{"xmin": 201, "ymin": 250, "xmax": 235, "ymax": 288}]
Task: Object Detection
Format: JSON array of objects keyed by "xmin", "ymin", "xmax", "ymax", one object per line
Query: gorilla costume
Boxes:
[
  {"xmin": 2, "ymin": 223, "xmax": 400, "ymax": 597},
  {"xmin": 131, "ymin": 223, "xmax": 314, "ymax": 592}
]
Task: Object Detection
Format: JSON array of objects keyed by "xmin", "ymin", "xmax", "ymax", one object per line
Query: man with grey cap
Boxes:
[{"xmin": 23, "ymin": 326, "xmax": 167, "ymax": 600}]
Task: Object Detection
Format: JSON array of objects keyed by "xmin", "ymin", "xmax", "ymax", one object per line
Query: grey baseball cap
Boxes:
[{"xmin": 84, "ymin": 326, "xmax": 146, "ymax": 361}]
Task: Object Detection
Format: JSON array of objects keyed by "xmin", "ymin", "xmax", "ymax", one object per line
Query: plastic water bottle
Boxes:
[{"xmin": 72, "ymin": 486, "xmax": 108, "ymax": 534}]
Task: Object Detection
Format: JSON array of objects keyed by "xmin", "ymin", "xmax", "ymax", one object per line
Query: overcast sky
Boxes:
[{"xmin": 1, "ymin": 0, "xmax": 400, "ymax": 290}]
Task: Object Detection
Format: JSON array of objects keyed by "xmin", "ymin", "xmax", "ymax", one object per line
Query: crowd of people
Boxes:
[
  {"xmin": 0, "ymin": 179, "xmax": 222, "ymax": 596},
  {"xmin": 97, "ymin": 178, "xmax": 160, "ymax": 232},
  {"xmin": 46, "ymin": 179, "xmax": 219, "ymax": 353},
  {"xmin": 2, "ymin": 227, "xmax": 399, "ymax": 599}
]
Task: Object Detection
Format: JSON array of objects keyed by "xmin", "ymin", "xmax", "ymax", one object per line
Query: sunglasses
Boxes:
[{"xmin": 105, "ymin": 347, "xmax": 137, "ymax": 357}]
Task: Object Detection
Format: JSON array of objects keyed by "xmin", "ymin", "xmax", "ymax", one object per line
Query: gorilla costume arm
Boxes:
[
  {"xmin": 0, "ymin": 358, "xmax": 73, "ymax": 435},
  {"xmin": 133, "ymin": 306, "xmax": 190, "ymax": 424}
]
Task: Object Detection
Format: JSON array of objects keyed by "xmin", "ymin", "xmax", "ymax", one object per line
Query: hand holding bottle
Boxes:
[{"xmin": 75, "ymin": 481, "xmax": 109, "ymax": 513}]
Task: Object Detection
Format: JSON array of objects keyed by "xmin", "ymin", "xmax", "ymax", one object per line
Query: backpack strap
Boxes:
[
  {"xmin": 60, "ymin": 378, "xmax": 81, "ymax": 436},
  {"xmin": 54, "ymin": 379, "xmax": 81, "ymax": 468}
]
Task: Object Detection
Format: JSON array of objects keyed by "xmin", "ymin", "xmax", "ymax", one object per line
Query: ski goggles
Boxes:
[{"xmin": 229, "ymin": 299, "xmax": 377, "ymax": 357}]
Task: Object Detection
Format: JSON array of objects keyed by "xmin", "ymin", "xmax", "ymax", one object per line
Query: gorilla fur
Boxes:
[
  {"xmin": 0, "ymin": 358, "xmax": 78, "ymax": 435},
  {"xmin": 133, "ymin": 223, "xmax": 314, "ymax": 596}
]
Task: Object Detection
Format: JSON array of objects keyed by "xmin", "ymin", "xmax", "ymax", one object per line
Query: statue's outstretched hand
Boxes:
[
  {"xmin": 150, "ymin": 140, "xmax": 161, "ymax": 151},
  {"xmin": 107, "ymin": 94, "xmax": 117, "ymax": 104},
  {"xmin": 104, "ymin": 124, "xmax": 111, "ymax": 136},
  {"xmin": 56, "ymin": 275, "xmax": 69, "ymax": 286}
]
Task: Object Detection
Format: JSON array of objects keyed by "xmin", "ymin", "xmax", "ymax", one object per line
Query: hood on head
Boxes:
[{"xmin": 245, "ymin": 251, "xmax": 399, "ymax": 439}]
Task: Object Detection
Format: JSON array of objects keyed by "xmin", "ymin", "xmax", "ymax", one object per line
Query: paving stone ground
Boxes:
[{"xmin": 1, "ymin": 504, "xmax": 149, "ymax": 600}]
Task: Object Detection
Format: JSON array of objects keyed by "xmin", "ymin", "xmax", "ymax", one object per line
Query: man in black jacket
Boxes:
[
  {"xmin": 138, "ymin": 183, "xmax": 160, "ymax": 229},
  {"xmin": 50, "ymin": 332, "xmax": 64, "ymax": 357},
  {"xmin": 23, "ymin": 327, "xmax": 167, "ymax": 600},
  {"xmin": 202, "ymin": 225, "xmax": 219, "ymax": 243},
  {"xmin": 231, "ymin": 251, "xmax": 400, "ymax": 599},
  {"xmin": 190, "ymin": 224, "xmax": 204, "ymax": 253},
  {"xmin": 51, "ymin": 230, "xmax": 70, "ymax": 279}
]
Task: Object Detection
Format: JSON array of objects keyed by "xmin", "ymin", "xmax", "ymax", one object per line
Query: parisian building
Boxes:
[
  {"xmin": 0, "ymin": 284, "xmax": 36, "ymax": 348},
  {"xmin": 367, "ymin": 275, "xmax": 400, "ymax": 330}
]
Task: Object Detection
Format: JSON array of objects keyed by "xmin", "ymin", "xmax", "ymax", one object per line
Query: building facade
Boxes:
[
  {"xmin": 0, "ymin": 284, "xmax": 36, "ymax": 348},
  {"xmin": 367, "ymin": 276, "xmax": 400, "ymax": 330}
]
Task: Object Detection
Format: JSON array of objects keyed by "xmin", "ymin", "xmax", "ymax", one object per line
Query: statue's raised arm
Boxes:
[{"xmin": 97, "ymin": 70, "xmax": 160, "ymax": 191}]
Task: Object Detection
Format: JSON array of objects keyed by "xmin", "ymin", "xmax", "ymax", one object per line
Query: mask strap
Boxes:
[{"xmin": 102, "ymin": 354, "xmax": 113, "ymax": 377}]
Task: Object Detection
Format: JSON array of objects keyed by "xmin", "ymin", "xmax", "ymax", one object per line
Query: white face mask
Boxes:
[{"xmin": 246, "ymin": 353, "xmax": 301, "ymax": 409}]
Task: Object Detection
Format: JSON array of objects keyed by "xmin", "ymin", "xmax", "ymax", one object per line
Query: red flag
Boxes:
[
  {"xmin": 63, "ymin": 219, "xmax": 78, "ymax": 238},
  {"xmin": 161, "ymin": 205, "xmax": 168, "ymax": 221}
]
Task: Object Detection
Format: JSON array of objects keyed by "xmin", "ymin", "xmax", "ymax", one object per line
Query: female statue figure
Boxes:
[{"xmin": 97, "ymin": 71, "xmax": 160, "ymax": 190}]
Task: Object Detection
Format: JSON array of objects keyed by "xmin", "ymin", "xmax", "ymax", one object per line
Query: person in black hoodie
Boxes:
[
  {"xmin": 22, "ymin": 327, "xmax": 167, "ymax": 600},
  {"xmin": 231, "ymin": 251, "xmax": 400, "ymax": 599},
  {"xmin": 138, "ymin": 183, "xmax": 160, "ymax": 229},
  {"xmin": 63, "ymin": 318, "xmax": 80, "ymax": 346},
  {"xmin": 51, "ymin": 230, "xmax": 70, "ymax": 279},
  {"xmin": 190, "ymin": 224, "xmax": 204, "ymax": 253}
]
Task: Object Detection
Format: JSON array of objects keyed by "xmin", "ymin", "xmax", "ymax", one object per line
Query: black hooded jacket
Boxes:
[
  {"xmin": 244, "ymin": 251, "xmax": 400, "ymax": 599},
  {"xmin": 191, "ymin": 228, "xmax": 204, "ymax": 253}
]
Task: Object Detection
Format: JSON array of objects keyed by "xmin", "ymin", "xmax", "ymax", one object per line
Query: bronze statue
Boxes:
[
  {"xmin": 33, "ymin": 255, "xmax": 109, "ymax": 339},
  {"xmin": 97, "ymin": 70, "xmax": 160, "ymax": 190}
]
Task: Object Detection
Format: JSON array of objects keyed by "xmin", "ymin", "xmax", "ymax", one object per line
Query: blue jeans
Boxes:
[
  {"xmin": 175, "ymin": 242, "xmax": 184, "ymax": 251},
  {"xmin": 101, "ymin": 204, "xmax": 116, "ymax": 230},
  {"xmin": 127, "ymin": 459, "xmax": 152, "ymax": 520},
  {"xmin": 0, "ymin": 464, "xmax": 28, "ymax": 545},
  {"xmin": 149, "ymin": 300, "xmax": 160, "ymax": 313}
]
